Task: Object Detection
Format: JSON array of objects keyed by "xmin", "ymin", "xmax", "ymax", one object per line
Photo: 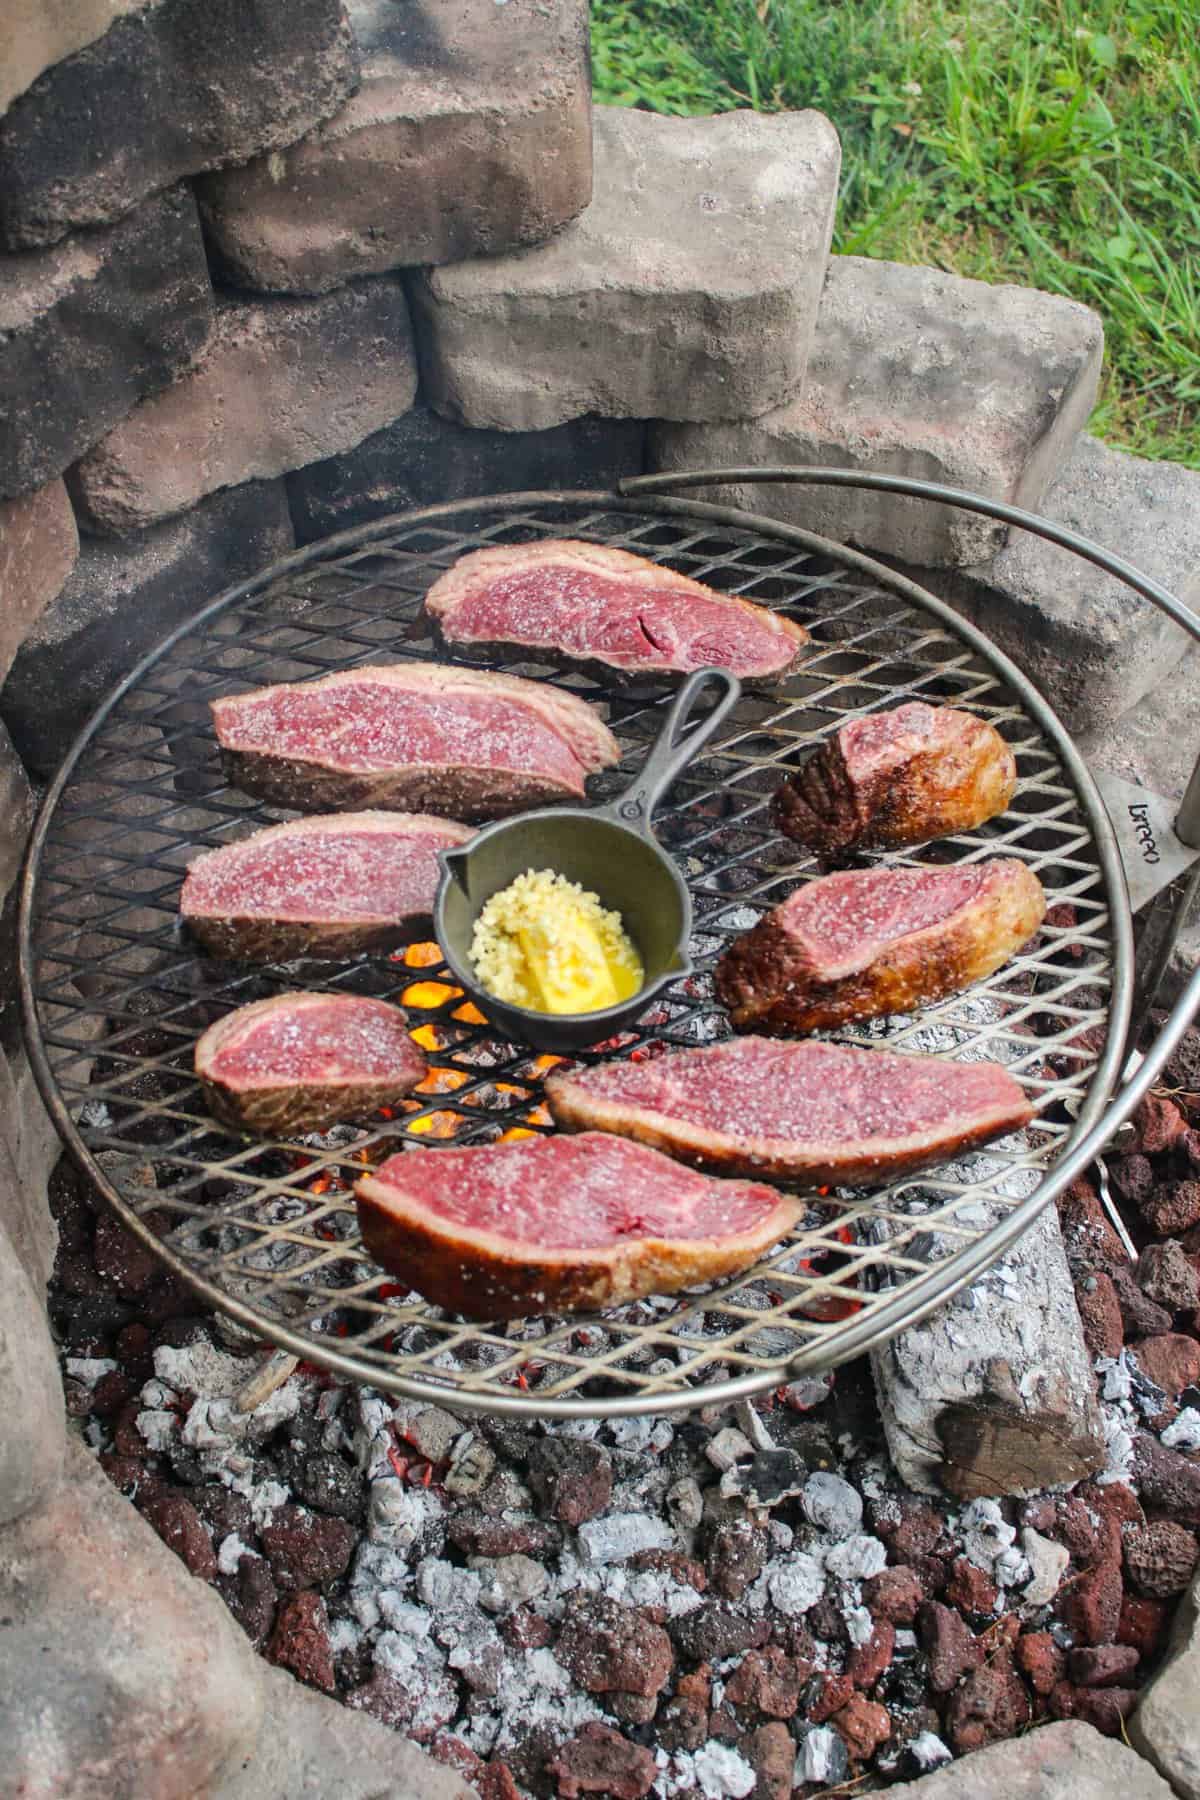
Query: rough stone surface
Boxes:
[
  {"xmin": 412, "ymin": 104, "xmax": 840, "ymax": 430},
  {"xmin": 0, "ymin": 479, "xmax": 78, "ymax": 684},
  {"xmin": 650, "ymin": 255, "xmax": 1102, "ymax": 567},
  {"xmin": 0, "ymin": 1436, "xmax": 263, "ymax": 1796},
  {"xmin": 213, "ymin": 1663, "xmax": 474, "ymax": 1799},
  {"xmin": 198, "ymin": 0, "xmax": 592, "ymax": 294},
  {"xmin": 0, "ymin": 184, "xmax": 213, "ymax": 500},
  {"xmin": 0, "ymin": 0, "xmax": 359, "ymax": 249},
  {"xmin": 871, "ymin": 1203, "xmax": 1104, "ymax": 1497},
  {"xmin": 287, "ymin": 406, "xmax": 646, "ymax": 543},
  {"xmin": 69, "ymin": 278, "xmax": 418, "ymax": 535},
  {"xmin": 0, "ymin": 1194, "xmax": 65, "ymax": 1528},
  {"xmin": 0, "ymin": 1046, "xmax": 59, "ymax": 1294},
  {"xmin": 884, "ymin": 1721, "xmax": 1173, "ymax": 1796},
  {"xmin": 1130, "ymin": 1568, "xmax": 1200, "ymax": 1798},
  {"xmin": 925, "ymin": 435, "xmax": 1200, "ymax": 735},
  {"xmin": 0, "ymin": 0, "xmax": 143, "ymax": 114},
  {"xmin": 2, "ymin": 477, "xmax": 294, "ymax": 776}
]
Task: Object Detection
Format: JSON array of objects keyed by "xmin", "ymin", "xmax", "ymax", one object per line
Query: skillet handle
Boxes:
[{"xmin": 606, "ymin": 667, "xmax": 741, "ymax": 832}]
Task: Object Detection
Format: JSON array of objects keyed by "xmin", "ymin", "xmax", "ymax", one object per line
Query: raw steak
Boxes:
[
  {"xmin": 195, "ymin": 992, "xmax": 426, "ymax": 1136},
  {"xmin": 211, "ymin": 662, "xmax": 621, "ymax": 818},
  {"xmin": 714, "ymin": 858, "xmax": 1045, "ymax": 1032},
  {"xmin": 355, "ymin": 1131, "xmax": 800, "ymax": 1320},
  {"xmin": 424, "ymin": 539, "xmax": 809, "ymax": 683},
  {"xmin": 773, "ymin": 702, "xmax": 1017, "ymax": 856},
  {"xmin": 546, "ymin": 1037, "xmax": 1033, "ymax": 1185},
  {"xmin": 181, "ymin": 811, "xmax": 473, "ymax": 960}
]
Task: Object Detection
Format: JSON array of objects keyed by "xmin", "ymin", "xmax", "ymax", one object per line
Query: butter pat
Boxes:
[{"xmin": 470, "ymin": 869, "xmax": 643, "ymax": 1015}]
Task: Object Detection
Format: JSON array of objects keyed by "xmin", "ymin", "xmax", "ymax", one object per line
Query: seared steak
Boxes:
[
  {"xmin": 196, "ymin": 992, "xmax": 425, "ymax": 1136},
  {"xmin": 355, "ymin": 1131, "xmax": 799, "ymax": 1320},
  {"xmin": 714, "ymin": 858, "xmax": 1045, "ymax": 1032},
  {"xmin": 181, "ymin": 811, "xmax": 473, "ymax": 960},
  {"xmin": 773, "ymin": 702, "xmax": 1017, "ymax": 856},
  {"xmin": 211, "ymin": 662, "xmax": 620, "ymax": 818},
  {"xmin": 424, "ymin": 539, "xmax": 809, "ymax": 683},
  {"xmin": 546, "ymin": 1037, "xmax": 1033, "ymax": 1185}
]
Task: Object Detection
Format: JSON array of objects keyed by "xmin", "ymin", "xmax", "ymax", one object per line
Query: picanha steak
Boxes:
[
  {"xmin": 773, "ymin": 701, "xmax": 1017, "ymax": 856},
  {"xmin": 181, "ymin": 811, "xmax": 473, "ymax": 960},
  {"xmin": 546, "ymin": 1037, "xmax": 1033, "ymax": 1185},
  {"xmin": 424, "ymin": 539, "xmax": 809, "ymax": 683},
  {"xmin": 355, "ymin": 1131, "xmax": 800, "ymax": 1320},
  {"xmin": 195, "ymin": 992, "xmax": 426, "ymax": 1136},
  {"xmin": 714, "ymin": 858, "xmax": 1046, "ymax": 1032},
  {"xmin": 211, "ymin": 662, "xmax": 621, "ymax": 818}
]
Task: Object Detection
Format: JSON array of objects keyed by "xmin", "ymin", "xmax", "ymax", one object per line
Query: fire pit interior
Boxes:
[{"xmin": 24, "ymin": 494, "xmax": 1122, "ymax": 1413}]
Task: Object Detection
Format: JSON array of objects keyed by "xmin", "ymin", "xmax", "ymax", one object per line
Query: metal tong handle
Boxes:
[{"xmin": 606, "ymin": 667, "xmax": 741, "ymax": 830}]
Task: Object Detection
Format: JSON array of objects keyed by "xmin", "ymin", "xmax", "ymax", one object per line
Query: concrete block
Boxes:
[
  {"xmin": 2, "ymin": 479, "xmax": 294, "ymax": 777},
  {"xmin": 0, "ymin": 185, "xmax": 212, "ymax": 501},
  {"xmin": 886, "ymin": 1721, "xmax": 1173, "ymax": 1797},
  {"xmin": 0, "ymin": 1180, "xmax": 65, "ymax": 1527},
  {"xmin": 650, "ymin": 255, "xmax": 1103, "ymax": 565},
  {"xmin": 0, "ymin": 1437, "xmax": 264, "ymax": 1797},
  {"xmin": 287, "ymin": 406, "xmax": 646, "ymax": 543},
  {"xmin": 0, "ymin": 1048, "xmax": 64, "ymax": 1295},
  {"xmin": 0, "ymin": 0, "xmax": 142, "ymax": 115},
  {"xmin": 0, "ymin": 0, "xmax": 359, "ymax": 250},
  {"xmin": 412, "ymin": 104, "xmax": 841, "ymax": 431},
  {"xmin": 70, "ymin": 278, "xmax": 418, "ymax": 535},
  {"xmin": 0, "ymin": 479, "xmax": 79, "ymax": 684},
  {"xmin": 925, "ymin": 435, "xmax": 1200, "ymax": 736},
  {"xmin": 197, "ymin": 0, "xmax": 592, "ymax": 295},
  {"xmin": 213, "ymin": 1665, "xmax": 474, "ymax": 1800},
  {"xmin": 1131, "ymin": 1569, "xmax": 1200, "ymax": 1798}
]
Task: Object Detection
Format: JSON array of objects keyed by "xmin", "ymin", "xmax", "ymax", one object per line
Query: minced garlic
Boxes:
[{"xmin": 469, "ymin": 869, "xmax": 643, "ymax": 1015}]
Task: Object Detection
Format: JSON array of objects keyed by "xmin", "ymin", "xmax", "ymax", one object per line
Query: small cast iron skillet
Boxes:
[{"xmin": 434, "ymin": 667, "xmax": 742, "ymax": 1053}]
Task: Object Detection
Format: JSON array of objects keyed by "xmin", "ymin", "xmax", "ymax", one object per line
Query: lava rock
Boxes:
[
  {"xmin": 706, "ymin": 1514, "xmax": 769, "ymax": 1601},
  {"xmin": 832, "ymin": 1694, "xmax": 893, "ymax": 1762},
  {"xmin": 846, "ymin": 1619, "xmax": 896, "ymax": 1691},
  {"xmin": 1130, "ymin": 1093, "xmax": 1188, "ymax": 1155},
  {"xmin": 656, "ymin": 1694, "xmax": 708, "ymax": 1753},
  {"xmin": 945, "ymin": 1650, "xmax": 1031, "ymax": 1754},
  {"xmin": 945, "ymin": 1557, "xmax": 1000, "ymax": 1618},
  {"xmin": 218, "ymin": 1554, "xmax": 279, "ymax": 1651},
  {"xmin": 268, "ymin": 1589, "xmax": 336, "ymax": 1694},
  {"xmin": 1062, "ymin": 1559, "xmax": 1123, "ymax": 1646},
  {"xmin": 556, "ymin": 1597, "xmax": 673, "ymax": 1699},
  {"xmin": 1118, "ymin": 1592, "xmax": 1172, "ymax": 1661},
  {"xmin": 1124, "ymin": 1520, "xmax": 1200, "ymax": 1597},
  {"xmin": 139, "ymin": 1490, "xmax": 218, "ymax": 1580},
  {"xmin": 863, "ymin": 1565, "xmax": 926, "ymax": 1625},
  {"xmin": 740, "ymin": 1449, "xmax": 809, "ymax": 1509},
  {"xmin": 1016, "ymin": 1630, "xmax": 1066, "ymax": 1696},
  {"xmin": 741, "ymin": 1720, "xmax": 794, "ymax": 1800},
  {"xmin": 1075, "ymin": 1271, "xmax": 1125, "ymax": 1360},
  {"xmin": 259, "ymin": 1503, "xmax": 357, "ymax": 1592},
  {"xmin": 1049, "ymin": 1681, "xmax": 1140, "ymax": 1737},
  {"xmin": 1068, "ymin": 1644, "xmax": 1140, "ymax": 1686},
  {"xmin": 724, "ymin": 1647, "xmax": 803, "ymax": 1719},
  {"xmin": 501, "ymin": 1607, "xmax": 553, "ymax": 1652},
  {"xmin": 1110, "ymin": 1155, "xmax": 1155, "ymax": 1210},
  {"xmin": 1133, "ymin": 1432, "xmax": 1200, "ymax": 1524},
  {"xmin": 918, "ymin": 1602, "xmax": 982, "ymax": 1692},
  {"xmin": 1112, "ymin": 1267, "xmax": 1175, "ymax": 1341},
  {"xmin": 808, "ymin": 1672, "xmax": 856, "ymax": 1725},
  {"xmin": 528, "ymin": 1437, "xmax": 613, "ymax": 1528},
  {"xmin": 1141, "ymin": 1180, "xmax": 1200, "ymax": 1237},
  {"xmin": 883, "ymin": 1502, "xmax": 948, "ymax": 1563},
  {"xmin": 546, "ymin": 1722, "xmax": 657, "ymax": 1799},
  {"xmin": 1139, "ymin": 1241, "xmax": 1200, "ymax": 1313},
  {"xmin": 1132, "ymin": 1334, "xmax": 1200, "ymax": 1399},
  {"xmin": 287, "ymin": 1448, "xmax": 366, "ymax": 1523},
  {"xmin": 1057, "ymin": 1176, "xmax": 1131, "ymax": 1270},
  {"xmin": 671, "ymin": 1603, "xmax": 771, "ymax": 1665},
  {"xmin": 448, "ymin": 1508, "xmax": 559, "ymax": 1559}
]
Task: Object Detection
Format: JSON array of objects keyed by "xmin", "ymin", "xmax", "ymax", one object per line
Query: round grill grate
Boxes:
[{"xmin": 22, "ymin": 492, "xmax": 1128, "ymax": 1414}]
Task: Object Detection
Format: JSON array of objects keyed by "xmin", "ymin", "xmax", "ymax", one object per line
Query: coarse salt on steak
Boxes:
[
  {"xmin": 424, "ymin": 539, "xmax": 809, "ymax": 683},
  {"xmin": 714, "ymin": 858, "xmax": 1045, "ymax": 1032},
  {"xmin": 355, "ymin": 1131, "xmax": 800, "ymax": 1320},
  {"xmin": 773, "ymin": 701, "xmax": 1017, "ymax": 856},
  {"xmin": 181, "ymin": 811, "xmax": 473, "ymax": 961},
  {"xmin": 211, "ymin": 662, "xmax": 620, "ymax": 819},
  {"xmin": 196, "ymin": 992, "xmax": 425, "ymax": 1136},
  {"xmin": 546, "ymin": 1037, "xmax": 1033, "ymax": 1185}
]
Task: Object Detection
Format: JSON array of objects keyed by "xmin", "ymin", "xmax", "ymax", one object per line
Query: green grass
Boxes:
[{"xmin": 592, "ymin": 0, "xmax": 1200, "ymax": 467}]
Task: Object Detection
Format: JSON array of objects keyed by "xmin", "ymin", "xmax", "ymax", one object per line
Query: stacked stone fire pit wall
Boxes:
[{"xmin": 2, "ymin": 3, "xmax": 1200, "ymax": 1797}]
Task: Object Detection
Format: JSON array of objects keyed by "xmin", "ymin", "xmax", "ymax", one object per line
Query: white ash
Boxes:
[
  {"xmin": 959, "ymin": 1497, "xmax": 1016, "ymax": 1572},
  {"xmin": 800, "ymin": 1470, "xmax": 863, "ymax": 1539},
  {"xmin": 354, "ymin": 1390, "xmax": 396, "ymax": 1477},
  {"xmin": 66, "ymin": 1356, "xmax": 118, "ymax": 1386},
  {"xmin": 666, "ymin": 1476, "xmax": 704, "ymax": 1533},
  {"xmin": 472, "ymin": 1552, "xmax": 548, "ymax": 1613},
  {"xmin": 83, "ymin": 1418, "xmax": 106, "ymax": 1452},
  {"xmin": 366, "ymin": 1478, "xmax": 444, "ymax": 1553},
  {"xmin": 1163, "ymin": 1407, "xmax": 1200, "ymax": 1451},
  {"xmin": 328, "ymin": 1615, "xmax": 364, "ymax": 1659},
  {"xmin": 153, "ymin": 1339, "xmax": 253, "ymax": 1399},
  {"xmin": 821, "ymin": 1533, "xmax": 888, "ymax": 1581},
  {"xmin": 136, "ymin": 1408, "xmax": 178, "ymax": 1453},
  {"xmin": 217, "ymin": 1532, "xmax": 256, "ymax": 1575},
  {"xmin": 464, "ymin": 1645, "xmax": 602, "ymax": 1758},
  {"xmin": 844, "ymin": 1603, "xmax": 874, "ymax": 1647},
  {"xmin": 706, "ymin": 1426, "xmax": 754, "ymax": 1472},
  {"xmin": 1021, "ymin": 1528, "xmax": 1069, "ymax": 1608},
  {"xmin": 140, "ymin": 1377, "xmax": 177, "ymax": 1409},
  {"xmin": 691, "ymin": 1741, "xmax": 757, "ymax": 1798},
  {"xmin": 577, "ymin": 1511, "xmax": 674, "ymax": 1565},
  {"xmin": 1097, "ymin": 1352, "xmax": 1135, "ymax": 1403},
  {"xmin": 763, "ymin": 1551, "xmax": 824, "ymax": 1615},
  {"xmin": 767, "ymin": 1518, "xmax": 794, "ymax": 1552},
  {"xmin": 994, "ymin": 1545, "xmax": 1033, "ymax": 1588},
  {"xmin": 796, "ymin": 1725, "xmax": 848, "ymax": 1785},
  {"xmin": 910, "ymin": 1731, "xmax": 953, "ymax": 1770}
]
